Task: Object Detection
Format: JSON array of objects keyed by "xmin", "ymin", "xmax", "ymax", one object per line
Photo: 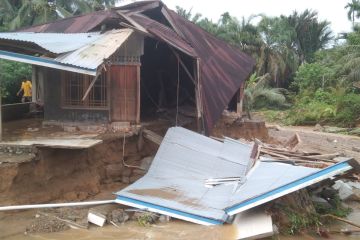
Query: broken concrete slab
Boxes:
[
  {"xmin": 0, "ymin": 138, "xmax": 102, "ymax": 149},
  {"xmin": 233, "ymin": 208, "xmax": 273, "ymax": 240},
  {"xmin": 88, "ymin": 204, "xmax": 120, "ymax": 227},
  {"xmin": 332, "ymin": 180, "xmax": 354, "ymax": 201},
  {"xmin": 87, "ymin": 211, "xmax": 106, "ymax": 227}
]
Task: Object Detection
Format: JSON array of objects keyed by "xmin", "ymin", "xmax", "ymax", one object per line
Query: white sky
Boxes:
[{"xmin": 118, "ymin": 0, "xmax": 353, "ymax": 35}]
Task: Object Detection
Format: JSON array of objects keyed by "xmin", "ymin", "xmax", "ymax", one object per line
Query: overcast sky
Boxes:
[{"xmin": 119, "ymin": 0, "xmax": 353, "ymax": 35}]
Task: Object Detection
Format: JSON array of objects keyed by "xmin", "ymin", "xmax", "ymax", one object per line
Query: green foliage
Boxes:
[
  {"xmin": 136, "ymin": 213, "xmax": 156, "ymax": 227},
  {"xmin": 292, "ymin": 63, "xmax": 334, "ymax": 92},
  {"xmin": 244, "ymin": 73, "xmax": 288, "ymax": 113},
  {"xmin": 346, "ymin": 31, "xmax": 360, "ymax": 45},
  {"xmin": 334, "ymin": 93, "xmax": 360, "ymax": 126},
  {"xmin": 345, "ymin": 0, "xmax": 360, "ymax": 26},
  {"xmin": 0, "ymin": 0, "xmax": 118, "ymax": 30},
  {"xmin": 283, "ymin": 207, "xmax": 321, "ymax": 235},
  {"xmin": 0, "ymin": 60, "xmax": 32, "ymax": 104}
]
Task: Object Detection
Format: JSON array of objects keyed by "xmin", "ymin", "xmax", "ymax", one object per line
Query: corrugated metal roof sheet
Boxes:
[
  {"xmin": 115, "ymin": 127, "xmax": 354, "ymax": 225},
  {"xmin": 131, "ymin": 14, "xmax": 196, "ymax": 57},
  {"xmin": 56, "ymin": 29, "xmax": 133, "ymax": 69},
  {"xmin": 0, "ymin": 29, "xmax": 133, "ymax": 75},
  {"xmin": 19, "ymin": 10, "xmax": 119, "ymax": 33},
  {"xmin": 0, "ymin": 32, "xmax": 101, "ymax": 54}
]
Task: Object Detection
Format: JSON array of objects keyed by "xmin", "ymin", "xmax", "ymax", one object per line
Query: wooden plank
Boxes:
[
  {"xmin": 0, "ymin": 139, "xmax": 103, "ymax": 149},
  {"xmin": 143, "ymin": 129, "xmax": 163, "ymax": 145},
  {"xmin": 136, "ymin": 65, "xmax": 140, "ymax": 123}
]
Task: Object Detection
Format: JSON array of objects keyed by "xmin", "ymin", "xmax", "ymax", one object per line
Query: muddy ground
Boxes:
[{"xmin": 0, "ymin": 117, "xmax": 359, "ymax": 239}]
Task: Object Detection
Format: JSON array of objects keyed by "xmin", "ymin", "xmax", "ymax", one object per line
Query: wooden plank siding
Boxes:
[{"xmin": 110, "ymin": 65, "xmax": 140, "ymax": 122}]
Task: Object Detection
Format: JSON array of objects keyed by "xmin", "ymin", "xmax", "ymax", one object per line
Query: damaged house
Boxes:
[{"xmin": 0, "ymin": 0, "xmax": 255, "ymax": 133}]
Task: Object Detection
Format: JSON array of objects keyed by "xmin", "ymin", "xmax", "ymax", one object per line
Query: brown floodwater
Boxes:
[
  {"xmin": 1, "ymin": 214, "xmax": 238, "ymax": 240},
  {"xmin": 1, "ymin": 207, "xmax": 360, "ymax": 240}
]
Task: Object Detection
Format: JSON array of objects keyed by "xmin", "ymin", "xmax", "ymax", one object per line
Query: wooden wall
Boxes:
[{"xmin": 110, "ymin": 65, "xmax": 140, "ymax": 123}]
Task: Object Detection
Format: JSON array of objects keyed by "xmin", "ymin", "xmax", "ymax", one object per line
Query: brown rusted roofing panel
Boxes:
[
  {"xmin": 114, "ymin": 1, "xmax": 161, "ymax": 15},
  {"xmin": 19, "ymin": 10, "xmax": 119, "ymax": 33},
  {"xmin": 131, "ymin": 14, "xmax": 196, "ymax": 57},
  {"xmin": 164, "ymin": 8, "xmax": 256, "ymax": 133}
]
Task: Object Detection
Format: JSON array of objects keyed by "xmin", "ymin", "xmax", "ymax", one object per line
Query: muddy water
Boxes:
[
  {"xmin": 4, "ymin": 220, "xmax": 237, "ymax": 240},
  {"xmin": 2, "ymin": 211, "xmax": 360, "ymax": 240}
]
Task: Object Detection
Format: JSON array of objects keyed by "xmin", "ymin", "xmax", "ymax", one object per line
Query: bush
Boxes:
[
  {"xmin": 0, "ymin": 60, "xmax": 32, "ymax": 104},
  {"xmin": 292, "ymin": 63, "xmax": 334, "ymax": 92},
  {"xmin": 334, "ymin": 93, "xmax": 360, "ymax": 127}
]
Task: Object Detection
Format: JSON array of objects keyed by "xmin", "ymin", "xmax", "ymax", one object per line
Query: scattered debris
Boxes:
[
  {"xmin": 323, "ymin": 214, "xmax": 360, "ymax": 229},
  {"xmin": 115, "ymin": 127, "xmax": 356, "ymax": 227},
  {"xmin": 88, "ymin": 211, "xmax": 106, "ymax": 227},
  {"xmin": 284, "ymin": 133, "xmax": 301, "ymax": 151},
  {"xmin": 26, "ymin": 215, "xmax": 70, "ymax": 233},
  {"xmin": 111, "ymin": 209, "xmax": 129, "ymax": 224}
]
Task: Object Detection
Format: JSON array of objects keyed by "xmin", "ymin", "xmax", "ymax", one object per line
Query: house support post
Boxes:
[
  {"xmin": 194, "ymin": 58, "xmax": 203, "ymax": 133},
  {"xmin": 32, "ymin": 66, "xmax": 37, "ymax": 102},
  {"xmin": 237, "ymin": 82, "xmax": 245, "ymax": 116},
  {"xmin": 0, "ymin": 81, "xmax": 2, "ymax": 141}
]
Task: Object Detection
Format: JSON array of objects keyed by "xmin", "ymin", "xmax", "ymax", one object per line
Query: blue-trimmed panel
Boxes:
[
  {"xmin": 225, "ymin": 161, "xmax": 351, "ymax": 213},
  {"xmin": 0, "ymin": 50, "xmax": 97, "ymax": 71},
  {"xmin": 116, "ymin": 195, "xmax": 224, "ymax": 225}
]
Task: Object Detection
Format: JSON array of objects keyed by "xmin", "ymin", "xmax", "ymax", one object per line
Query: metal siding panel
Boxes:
[
  {"xmin": 0, "ymin": 32, "xmax": 102, "ymax": 54},
  {"xmin": 55, "ymin": 29, "xmax": 133, "ymax": 69}
]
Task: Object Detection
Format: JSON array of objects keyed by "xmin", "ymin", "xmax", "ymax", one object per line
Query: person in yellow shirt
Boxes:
[{"xmin": 17, "ymin": 77, "xmax": 32, "ymax": 103}]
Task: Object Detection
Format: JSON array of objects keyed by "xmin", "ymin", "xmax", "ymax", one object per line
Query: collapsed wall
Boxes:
[{"xmin": 0, "ymin": 135, "xmax": 157, "ymax": 205}]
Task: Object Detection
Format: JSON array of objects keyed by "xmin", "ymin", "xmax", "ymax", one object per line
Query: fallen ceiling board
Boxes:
[{"xmin": 0, "ymin": 139, "xmax": 102, "ymax": 149}]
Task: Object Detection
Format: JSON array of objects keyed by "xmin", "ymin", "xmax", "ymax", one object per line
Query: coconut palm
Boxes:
[
  {"xmin": 345, "ymin": 0, "xmax": 360, "ymax": 27},
  {"xmin": 1, "ymin": 0, "xmax": 119, "ymax": 30}
]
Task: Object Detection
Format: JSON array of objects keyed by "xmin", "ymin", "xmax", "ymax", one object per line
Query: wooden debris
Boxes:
[
  {"xmin": 257, "ymin": 133, "xmax": 346, "ymax": 168},
  {"xmin": 143, "ymin": 129, "xmax": 163, "ymax": 145},
  {"xmin": 284, "ymin": 133, "xmax": 301, "ymax": 150},
  {"xmin": 323, "ymin": 214, "xmax": 360, "ymax": 229}
]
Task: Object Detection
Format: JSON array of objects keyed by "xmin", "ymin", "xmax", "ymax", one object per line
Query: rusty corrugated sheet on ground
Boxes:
[{"xmin": 19, "ymin": 10, "xmax": 119, "ymax": 33}]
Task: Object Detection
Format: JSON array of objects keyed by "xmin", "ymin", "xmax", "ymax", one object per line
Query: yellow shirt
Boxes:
[{"xmin": 21, "ymin": 80, "xmax": 32, "ymax": 97}]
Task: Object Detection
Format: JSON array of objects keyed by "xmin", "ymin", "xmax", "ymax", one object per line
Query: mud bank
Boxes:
[{"xmin": 0, "ymin": 134, "xmax": 158, "ymax": 205}]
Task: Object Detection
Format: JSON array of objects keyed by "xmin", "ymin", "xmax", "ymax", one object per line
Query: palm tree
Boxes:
[
  {"xmin": 1, "ymin": 0, "xmax": 119, "ymax": 30},
  {"xmin": 244, "ymin": 73, "xmax": 287, "ymax": 118},
  {"xmin": 287, "ymin": 10, "xmax": 333, "ymax": 63},
  {"xmin": 8, "ymin": 0, "xmax": 57, "ymax": 30},
  {"xmin": 345, "ymin": 0, "xmax": 360, "ymax": 27}
]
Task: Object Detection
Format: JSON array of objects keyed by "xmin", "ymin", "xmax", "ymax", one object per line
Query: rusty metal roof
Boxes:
[
  {"xmin": 19, "ymin": 10, "xmax": 119, "ymax": 33},
  {"xmin": 17, "ymin": 1, "xmax": 256, "ymax": 132},
  {"xmin": 164, "ymin": 7, "xmax": 256, "ymax": 131},
  {"xmin": 131, "ymin": 14, "xmax": 196, "ymax": 57}
]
